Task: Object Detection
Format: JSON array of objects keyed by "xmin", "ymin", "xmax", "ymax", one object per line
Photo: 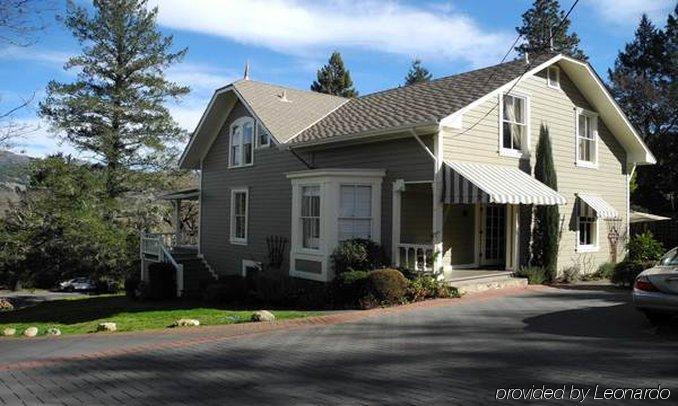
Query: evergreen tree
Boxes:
[
  {"xmin": 39, "ymin": 0, "xmax": 189, "ymax": 199},
  {"xmin": 311, "ymin": 51, "xmax": 358, "ymax": 97},
  {"xmin": 608, "ymin": 10, "xmax": 677, "ymax": 214},
  {"xmin": 515, "ymin": 0, "xmax": 587, "ymax": 60},
  {"xmin": 404, "ymin": 59, "xmax": 432, "ymax": 85},
  {"xmin": 532, "ymin": 125, "xmax": 560, "ymax": 280}
]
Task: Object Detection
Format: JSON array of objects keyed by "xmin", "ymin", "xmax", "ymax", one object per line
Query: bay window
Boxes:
[
  {"xmin": 338, "ymin": 185, "xmax": 372, "ymax": 241},
  {"xmin": 301, "ymin": 186, "xmax": 321, "ymax": 249}
]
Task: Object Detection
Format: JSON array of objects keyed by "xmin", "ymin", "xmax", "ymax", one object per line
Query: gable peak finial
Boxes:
[{"xmin": 243, "ymin": 60, "xmax": 250, "ymax": 80}]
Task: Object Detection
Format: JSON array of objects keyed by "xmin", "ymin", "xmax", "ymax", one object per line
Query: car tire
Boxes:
[{"xmin": 643, "ymin": 310, "xmax": 670, "ymax": 325}]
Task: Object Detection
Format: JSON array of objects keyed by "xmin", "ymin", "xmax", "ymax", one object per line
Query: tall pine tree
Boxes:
[
  {"xmin": 404, "ymin": 59, "xmax": 432, "ymax": 85},
  {"xmin": 40, "ymin": 0, "xmax": 189, "ymax": 199},
  {"xmin": 311, "ymin": 51, "xmax": 357, "ymax": 97},
  {"xmin": 515, "ymin": 0, "xmax": 587, "ymax": 60},
  {"xmin": 608, "ymin": 9, "xmax": 677, "ymax": 214},
  {"xmin": 532, "ymin": 125, "xmax": 560, "ymax": 280}
]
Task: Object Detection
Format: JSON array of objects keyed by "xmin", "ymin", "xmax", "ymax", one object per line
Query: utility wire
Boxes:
[{"xmin": 452, "ymin": 0, "xmax": 580, "ymax": 137}]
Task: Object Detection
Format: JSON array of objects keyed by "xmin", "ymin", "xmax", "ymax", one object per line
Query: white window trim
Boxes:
[
  {"xmin": 287, "ymin": 169, "xmax": 385, "ymax": 282},
  {"xmin": 228, "ymin": 117, "xmax": 254, "ymax": 169},
  {"xmin": 338, "ymin": 184, "xmax": 374, "ymax": 242},
  {"xmin": 229, "ymin": 187, "xmax": 249, "ymax": 245},
  {"xmin": 256, "ymin": 121, "xmax": 271, "ymax": 149},
  {"xmin": 547, "ymin": 66, "xmax": 561, "ymax": 90},
  {"xmin": 241, "ymin": 259, "xmax": 262, "ymax": 277},
  {"xmin": 498, "ymin": 92, "xmax": 531, "ymax": 159},
  {"xmin": 575, "ymin": 108, "xmax": 599, "ymax": 169},
  {"xmin": 299, "ymin": 184, "xmax": 322, "ymax": 252},
  {"xmin": 576, "ymin": 200, "xmax": 600, "ymax": 253}
]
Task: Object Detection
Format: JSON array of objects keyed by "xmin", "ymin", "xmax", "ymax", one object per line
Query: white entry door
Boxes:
[{"xmin": 480, "ymin": 204, "xmax": 506, "ymax": 267}]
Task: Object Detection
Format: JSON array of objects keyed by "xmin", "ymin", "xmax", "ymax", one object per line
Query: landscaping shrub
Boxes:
[
  {"xmin": 407, "ymin": 274, "xmax": 458, "ymax": 301},
  {"xmin": 331, "ymin": 239, "xmax": 386, "ymax": 275},
  {"xmin": 124, "ymin": 275, "xmax": 141, "ymax": 299},
  {"xmin": 147, "ymin": 262, "xmax": 177, "ymax": 299},
  {"xmin": 361, "ymin": 268, "xmax": 409, "ymax": 308},
  {"xmin": 594, "ymin": 262, "xmax": 615, "ymax": 280},
  {"xmin": 333, "ymin": 270, "xmax": 369, "ymax": 307},
  {"xmin": 0, "ymin": 298, "xmax": 14, "ymax": 312},
  {"xmin": 203, "ymin": 276, "xmax": 248, "ymax": 303},
  {"xmin": 612, "ymin": 260, "xmax": 654, "ymax": 288},
  {"xmin": 516, "ymin": 266, "xmax": 548, "ymax": 285},
  {"xmin": 560, "ymin": 266, "xmax": 581, "ymax": 283},
  {"xmin": 627, "ymin": 231, "xmax": 664, "ymax": 262}
]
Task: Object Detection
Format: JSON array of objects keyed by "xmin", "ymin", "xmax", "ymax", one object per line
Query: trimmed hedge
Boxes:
[{"xmin": 361, "ymin": 268, "xmax": 409, "ymax": 308}]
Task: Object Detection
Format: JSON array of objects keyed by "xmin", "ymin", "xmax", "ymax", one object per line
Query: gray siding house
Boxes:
[{"xmin": 144, "ymin": 52, "xmax": 654, "ymax": 293}]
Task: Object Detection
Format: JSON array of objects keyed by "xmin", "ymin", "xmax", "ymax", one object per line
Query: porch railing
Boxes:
[
  {"xmin": 396, "ymin": 243, "xmax": 434, "ymax": 272},
  {"xmin": 140, "ymin": 232, "xmax": 184, "ymax": 297}
]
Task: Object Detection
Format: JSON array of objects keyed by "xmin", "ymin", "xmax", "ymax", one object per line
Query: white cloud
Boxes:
[
  {"xmin": 166, "ymin": 62, "xmax": 238, "ymax": 94},
  {"xmin": 0, "ymin": 46, "xmax": 71, "ymax": 65},
  {"xmin": 6, "ymin": 118, "xmax": 81, "ymax": 158},
  {"xmin": 149, "ymin": 0, "xmax": 513, "ymax": 67},
  {"xmin": 588, "ymin": 0, "xmax": 674, "ymax": 26}
]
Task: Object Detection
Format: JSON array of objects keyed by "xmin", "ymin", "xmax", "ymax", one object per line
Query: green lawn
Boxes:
[{"xmin": 0, "ymin": 294, "xmax": 320, "ymax": 337}]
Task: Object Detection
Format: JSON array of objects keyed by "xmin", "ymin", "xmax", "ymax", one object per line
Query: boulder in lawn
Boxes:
[
  {"xmin": 2, "ymin": 328, "xmax": 16, "ymax": 336},
  {"xmin": 23, "ymin": 327, "xmax": 38, "ymax": 337},
  {"xmin": 250, "ymin": 310, "xmax": 275, "ymax": 322},
  {"xmin": 97, "ymin": 322, "xmax": 117, "ymax": 332},
  {"xmin": 0, "ymin": 298, "xmax": 13, "ymax": 312},
  {"xmin": 171, "ymin": 319, "xmax": 200, "ymax": 328},
  {"xmin": 46, "ymin": 328, "xmax": 61, "ymax": 336}
]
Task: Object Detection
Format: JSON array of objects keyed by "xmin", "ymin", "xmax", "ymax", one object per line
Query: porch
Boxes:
[{"xmin": 392, "ymin": 161, "xmax": 566, "ymax": 280}]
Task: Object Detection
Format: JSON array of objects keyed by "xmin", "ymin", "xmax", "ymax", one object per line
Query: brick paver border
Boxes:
[{"xmin": 0, "ymin": 285, "xmax": 541, "ymax": 372}]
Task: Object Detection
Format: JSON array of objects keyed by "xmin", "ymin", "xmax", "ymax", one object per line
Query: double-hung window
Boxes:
[
  {"xmin": 576, "ymin": 110, "xmax": 597, "ymax": 167},
  {"xmin": 501, "ymin": 94, "xmax": 528, "ymax": 156},
  {"xmin": 230, "ymin": 188, "xmax": 248, "ymax": 244},
  {"xmin": 229, "ymin": 118, "xmax": 254, "ymax": 167},
  {"xmin": 547, "ymin": 66, "xmax": 560, "ymax": 89},
  {"xmin": 338, "ymin": 185, "xmax": 372, "ymax": 241},
  {"xmin": 578, "ymin": 201, "xmax": 597, "ymax": 250},
  {"xmin": 301, "ymin": 186, "xmax": 320, "ymax": 249}
]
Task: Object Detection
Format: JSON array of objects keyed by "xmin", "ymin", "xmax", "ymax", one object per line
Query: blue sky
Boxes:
[{"xmin": 0, "ymin": 0, "xmax": 674, "ymax": 158}]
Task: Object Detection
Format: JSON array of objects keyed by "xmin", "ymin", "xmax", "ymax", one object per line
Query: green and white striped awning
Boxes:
[
  {"xmin": 442, "ymin": 161, "xmax": 566, "ymax": 205},
  {"xmin": 577, "ymin": 193, "xmax": 620, "ymax": 220}
]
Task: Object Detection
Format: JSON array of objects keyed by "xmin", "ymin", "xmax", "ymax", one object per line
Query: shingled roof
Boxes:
[
  {"xmin": 289, "ymin": 53, "xmax": 556, "ymax": 146},
  {"xmin": 233, "ymin": 79, "xmax": 347, "ymax": 143}
]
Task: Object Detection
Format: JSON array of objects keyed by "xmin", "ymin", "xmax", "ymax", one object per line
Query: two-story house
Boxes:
[{"xmin": 141, "ymin": 52, "xmax": 654, "ymax": 296}]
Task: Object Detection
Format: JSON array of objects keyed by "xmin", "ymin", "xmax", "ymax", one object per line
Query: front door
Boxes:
[{"xmin": 480, "ymin": 204, "xmax": 506, "ymax": 267}]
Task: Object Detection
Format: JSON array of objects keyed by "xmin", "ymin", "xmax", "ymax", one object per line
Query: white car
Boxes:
[
  {"xmin": 58, "ymin": 277, "xmax": 96, "ymax": 292},
  {"xmin": 633, "ymin": 247, "xmax": 678, "ymax": 324}
]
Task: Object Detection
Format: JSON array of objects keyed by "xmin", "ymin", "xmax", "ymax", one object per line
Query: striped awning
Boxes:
[
  {"xmin": 442, "ymin": 161, "xmax": 566, "ymax": 205},
  {"xmin": 577, "ymin": 193, "xmax": 620, "ymax": 220}
]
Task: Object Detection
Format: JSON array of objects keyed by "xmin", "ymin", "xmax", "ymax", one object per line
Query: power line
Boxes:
[{"xmin": 452, "ymin": 0, "xmax": 580, "ymax": 137}]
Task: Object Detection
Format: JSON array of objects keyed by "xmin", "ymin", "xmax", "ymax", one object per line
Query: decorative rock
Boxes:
[
  {"xmin": 2, "ymin": 328, "xmax": 16, "ymax": 336},
  {"xmin": 23, "ymin": 327, "xmax": 38, "ymax": 337},
  {"xmin": 250, "ymin": 310, "xmax": 275, "ymax": 322},
  {"xmin": 46, "ymin": 328, "xmax": 61, "ymax": 336},
  {"xmin": 97, "ymin": 322, "xmax": 117, "ymax": 332},
  {"xmin": 0, "ymin": 298, "xmax": 13, "ymax": 312},
  {"xmin": 171, "ymin": 319, "xmax": 200, "ymax": 328}
]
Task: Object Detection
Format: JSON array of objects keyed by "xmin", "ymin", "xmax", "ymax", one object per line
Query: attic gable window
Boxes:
[
  {"xmin": 257, "ymin": 122, "xmax": 270, "ymax": 148},
  {"xmin": 547, "ymin": 66, "xmax": 560, "ymax": 89},
  {"xmin": 499, "ymin": 93, "xmax": 530, "ymax": 158},
  {"xmin": 229, "ymin": 117, "xmax": 254, "ymax": 168}
]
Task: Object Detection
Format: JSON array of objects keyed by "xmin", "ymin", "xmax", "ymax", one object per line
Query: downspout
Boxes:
[{"xmin": 626, "ymin": 161, "xmax": 637, "ymax": 255}]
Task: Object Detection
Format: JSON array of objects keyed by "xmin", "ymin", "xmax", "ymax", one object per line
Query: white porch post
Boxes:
[
  {"xmin": 392, "ymin": 180, "xmax": 404, "ymax": 268},
  {"xmin": 432, "ymin": 131, "xmax": 444, "ymax": 276},
  {"xmin": 173, "ymin": 199, "xmax": 182, "ymax": 246}
]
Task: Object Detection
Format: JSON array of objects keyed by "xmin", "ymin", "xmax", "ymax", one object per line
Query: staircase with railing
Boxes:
[{"xmin": 140, "ymin": 232, "xmax": 213, "ymax": 297}]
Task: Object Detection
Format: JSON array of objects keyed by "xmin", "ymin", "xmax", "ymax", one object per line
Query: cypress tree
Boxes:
[
  {"xmin": 515, "ymin": 0, "xmax": 587, "ymax": 60},
  {"xmin": 39, "ymin": 0, "xmax": 189, "ymax": 199},
  {"xmin": 404, "ymin": 59, "xmax": 432, "ymax": 85},
  {"xmin": 311, "ymin": 51, "xmax": 358, "ymax": 97},
  {"xmin": 532, "ymin": 124, "xmax": 560, "ymax": 280}
]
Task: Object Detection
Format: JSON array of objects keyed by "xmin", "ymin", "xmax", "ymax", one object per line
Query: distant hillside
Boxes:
[{"xmin": 0, "ymin": 150, "xmax": 34, "ymax": 215}]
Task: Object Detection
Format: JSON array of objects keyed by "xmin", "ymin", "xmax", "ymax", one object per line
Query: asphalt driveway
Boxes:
[{"xmin": 0, "ymin": 285, "xmax": 676, "ymax": 405}]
